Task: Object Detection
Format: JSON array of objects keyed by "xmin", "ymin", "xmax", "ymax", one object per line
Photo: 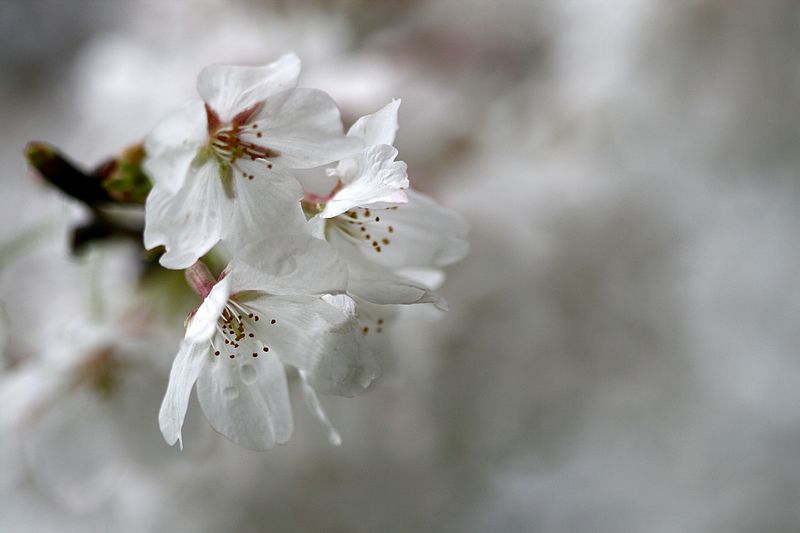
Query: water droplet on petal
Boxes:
[
  {"xmin": 223, "ymin": 386, "xmax": 239, "ymax": 400},
  {"xmin": 240, "ymin": 363, "xmax": 257, "ymax": 385},
  {"xmin": 279, "ymin": 256, "xmax": 297, "ymax": 275}
]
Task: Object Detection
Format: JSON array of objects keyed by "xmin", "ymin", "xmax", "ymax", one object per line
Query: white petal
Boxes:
[
  {"xmin": 356, "ymin": 189, "xmax": 469, "ymax": 269},
  {"xmin": 398, "ymin": 267, "xmax": 447, "ymax": 290},
  {"xmin": 229, "ymin": 234, "xmax": 348, "ymax": 296},
  {"xmin": 347, "ymin": 99, "xmax": 401, "ymax": 146},
  {"xmin": 319, "ymin": 145, "xmax": 409, "ymax": 218},
  {"xmin": 247, "ymin": 295, "xmax": 378, "ymax": 396},
  {"xmin": 348, "ymin": 269, "xmax": 447, "ymax": 310},
  {"xmin": 185, "ymin": 276, "xmax": 231, "ymax": 343},
  {"xmin": 307, "ymin": 214, "xmax": 327, "ymax": 240},
  {"xmin": 246, "ymin": 88, "xmax": 361, "ymax": 169},
  {"xmin": 143, "ymin": 99, "xmax": 208, "ymax": 192},
  {"xmin": 330, "ymin": 232, "xmax": 447, "ymax": 309},
  {"xmin": 321, "ymin": 293, "xmax": 358, "ymax": 319},
  {"xmin": 298, "ymin": 370, "xmax": 341, "ymax": 446},
  {"xmin": 196, "ymin": 347, "xmax": 292, "ymax": 450},
  {"xmin": 144, "ymin": 157, "xmax": 230, "ymax": 270},
  {"xmin": 224, "ymin": 159, "xmax": 308, "ymax": 250},
  {"xmin": 159, "ymin": 341, "xmax": 210, "ymax": 449},
  {"xmin": 197, "ymin": 53, "xmax": 301, "ymax": 123}
]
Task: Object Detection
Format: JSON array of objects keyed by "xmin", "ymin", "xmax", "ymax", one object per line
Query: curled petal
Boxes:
[
  {"xmin": 185, "ymin": 276, "xmax": 232, "ymax": 343},
  {"xmin": 320, "ymin": 145, "xmax": 409, "ymax": 218}
]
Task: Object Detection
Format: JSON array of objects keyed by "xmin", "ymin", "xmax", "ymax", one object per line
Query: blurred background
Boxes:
[{"xmin": 2, "ymin": 0, "xmax": 800, "ymax": 531}]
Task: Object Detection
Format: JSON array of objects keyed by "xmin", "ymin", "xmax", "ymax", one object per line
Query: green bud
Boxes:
[{"xmin": 99, "ymin": 144, "xmax": 152, "ymax": 204}]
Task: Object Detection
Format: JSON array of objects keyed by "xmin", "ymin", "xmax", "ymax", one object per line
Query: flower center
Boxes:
[
  {"xmin": 78, "ymin": 347, "xmax": 121, "ymax": 397},
  {"xmin": 328, "ymin": 206, "xmax": 398, "ymax": 254},
  {"xmin": 210, "ymin": 123, "xmax": 280, "ymax": 166},
  {"xmin": 203, "ymin": 102, "xmax": 282, "ymax": 186},
  {"xmin": 210, "ymin": 300, "xmax": 278, "ymax": 360}
]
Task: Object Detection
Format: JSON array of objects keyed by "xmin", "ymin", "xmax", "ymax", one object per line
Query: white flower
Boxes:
[
  {"xmin": 159, "ymin": 234, "xmax": 377, "ymax": 450},
  {"xmin": 0, "ymin": 319, "xmax": 171, "ymax": 512},
  {"xmin": 144, "ymin": 53, "xmax": 360, "ymax": 269},
  {"xmin": 308, "ymin": 101, "xmax": 469, "ymax": 309}
]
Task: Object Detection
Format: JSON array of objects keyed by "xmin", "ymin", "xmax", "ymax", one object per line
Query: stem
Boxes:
[
  {"xmin": 184, "ymin": 261, "xmax": 216, "ymax": 299},
  {"xmin": 25, "ymin": 142, "xmax": 112, "ymax": 206}
]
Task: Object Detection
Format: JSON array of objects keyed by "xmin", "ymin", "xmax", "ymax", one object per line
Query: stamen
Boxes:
[
  {"xmin": 328, "ymin": 207, "xmax": 396, "ymax": 254},
  {"xmin": 209, "ymin": 124, "xmax": 280, "ymax": 173},
  {"xmin": 211, "ymin": 300, "xmax": 279, "ymax": 363}
]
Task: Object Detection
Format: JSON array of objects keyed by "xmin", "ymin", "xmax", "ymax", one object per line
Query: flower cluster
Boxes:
[{"xmin": 145, "ymin": 53, "xmax": 468, "ymax": 450}]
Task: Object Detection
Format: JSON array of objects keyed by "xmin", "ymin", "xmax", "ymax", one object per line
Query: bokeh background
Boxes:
[{"xmin": 2, "ymin": 0, "xmax": 800, "ymax": 531}]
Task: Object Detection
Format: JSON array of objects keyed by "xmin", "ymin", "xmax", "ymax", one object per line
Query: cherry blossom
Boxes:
[
  {"xmin": 307, "ymin": 101, "xmax": 469, "ymax": 310},
  {"xmin": 144, "ymin": 53, "xmax": 360, "ymax": 269},
  {"xmin": 159, "ymin": 234, "xmax": 377, "ymax": 450}
]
